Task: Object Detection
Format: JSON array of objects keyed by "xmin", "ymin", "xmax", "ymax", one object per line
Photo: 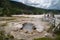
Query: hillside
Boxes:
[{"xmin": 0, "ymin": 0, "xmax": 60, "ymax": 16}]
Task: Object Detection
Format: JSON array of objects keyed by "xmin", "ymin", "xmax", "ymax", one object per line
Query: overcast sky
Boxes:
[{"xmin": 12, "ymin": 0, "xmax": 60, "ymax": 10}]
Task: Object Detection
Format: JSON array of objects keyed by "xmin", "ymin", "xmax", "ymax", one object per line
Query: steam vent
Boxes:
[{"xmin": 4, "ymin": 15, "xmax": 54, "ymax": 40}]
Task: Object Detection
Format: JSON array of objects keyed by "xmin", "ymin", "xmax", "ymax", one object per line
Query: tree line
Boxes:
[{"xmin": 0, "ymin": 0, "xmax": 60, "ymax": 16}]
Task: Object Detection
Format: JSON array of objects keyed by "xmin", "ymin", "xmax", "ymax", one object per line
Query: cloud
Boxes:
[{"xmin": 12, "ymin": 0, "xmax": 60, "ymax": 10}]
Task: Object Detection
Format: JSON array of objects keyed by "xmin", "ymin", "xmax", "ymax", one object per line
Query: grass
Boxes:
[
  {"xmin": 34, "ymin": 37, "xmax": 53, "ymax": 40},
  {"xmin": 0, "ymin": 30, "xmax": 14, "ymax": 40}
]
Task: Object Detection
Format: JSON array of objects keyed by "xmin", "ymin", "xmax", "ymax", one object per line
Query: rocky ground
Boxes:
[{"xmin": 0, "ymin": 15, "xmax": 59, "ymax": 40}]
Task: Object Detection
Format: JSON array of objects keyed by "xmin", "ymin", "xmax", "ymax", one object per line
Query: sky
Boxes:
[{"xmin": 12, "ymin": 0, "xmax": 60, "ymax": 10}]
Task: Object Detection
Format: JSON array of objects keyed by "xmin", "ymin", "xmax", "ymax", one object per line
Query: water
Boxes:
[{"xmin": 23, "ymin": 23, "xmax": 34, "ymax": 32}]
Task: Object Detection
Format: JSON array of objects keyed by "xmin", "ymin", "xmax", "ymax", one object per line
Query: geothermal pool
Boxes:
[
  {"xmin": 23, "ymin": 23, "xmax": 35, "ymax": 32},
  {"xmin": 4, "ymin": 22, "xmax": 45, "ymax": 33}
]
